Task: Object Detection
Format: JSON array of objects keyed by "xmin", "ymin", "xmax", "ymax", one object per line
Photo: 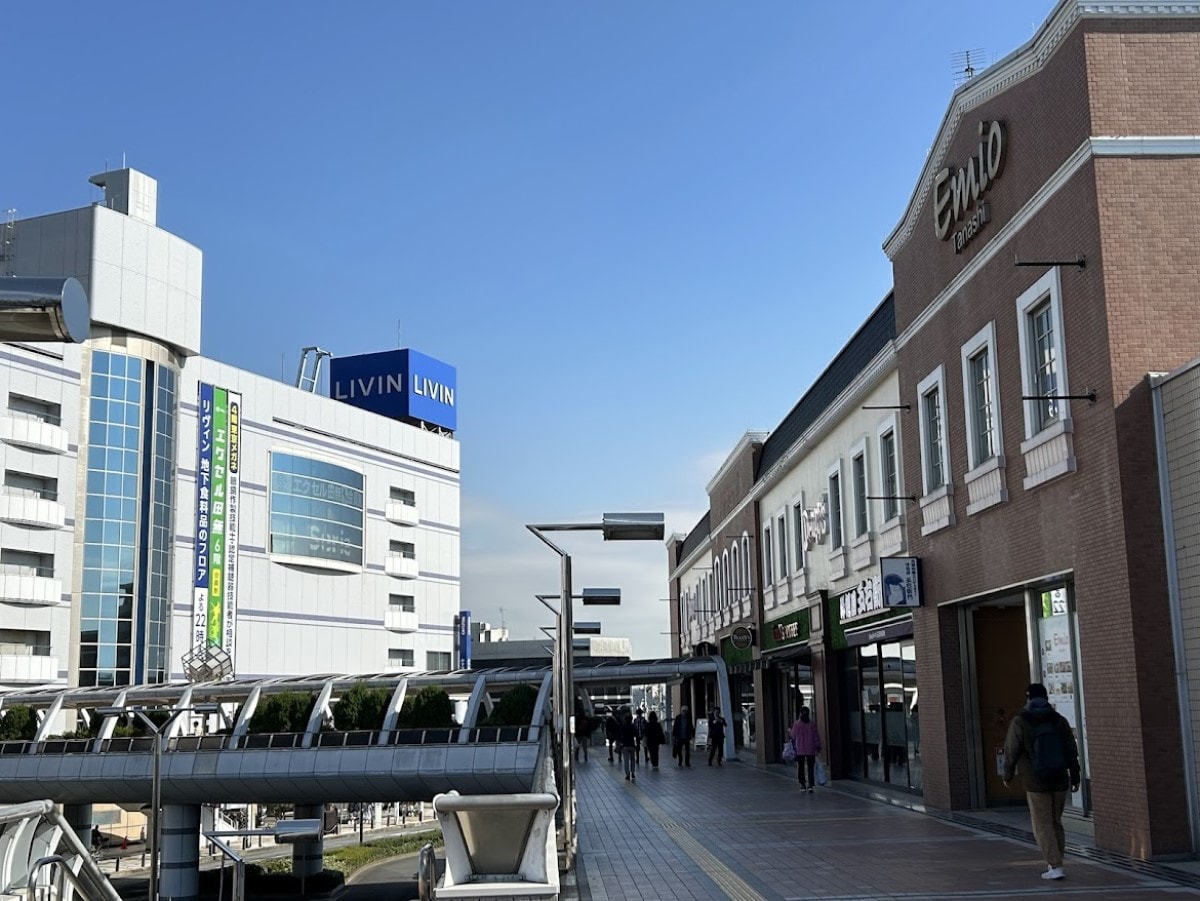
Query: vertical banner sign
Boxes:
[
  {"xmin": 459, "ymin": 610, "xmax": 472, "ymax": 670},
  {"xmin": 191, "ymin": 383, "xmax": 242, "ymax": 663}
]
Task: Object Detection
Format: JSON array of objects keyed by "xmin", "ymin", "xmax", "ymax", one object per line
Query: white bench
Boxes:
[{"xmin": 430, "ymin": 790, "xmax": 560, "ymax": 900}]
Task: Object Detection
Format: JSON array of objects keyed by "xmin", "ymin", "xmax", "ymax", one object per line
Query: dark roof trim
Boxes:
[
  {"xmin": 756, "ymin": 292, "xmax": 896, "ymax": 480},
  {"xmin": 678, "ymin": 511, "xmax": 711, "ymax": 564}
]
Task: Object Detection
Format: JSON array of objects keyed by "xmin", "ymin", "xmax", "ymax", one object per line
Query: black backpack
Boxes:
[{"xmin": 1025, "ymin": 713, "xmax": 1068, "ymax": 781}]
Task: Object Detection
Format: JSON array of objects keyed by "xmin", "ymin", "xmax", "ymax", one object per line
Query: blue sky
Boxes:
[{"xmin": 6, "ymin": 1, "xmax": 1056, "ymax": 658}]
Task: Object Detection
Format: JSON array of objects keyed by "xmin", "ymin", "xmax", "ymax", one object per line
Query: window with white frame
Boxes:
[
  {"xmin": 777, "ymin": 514, "xmax": 787, "ymax": 579},
  {"xmin": 388, "ymin": 648, "xmax": 414, "ymax": 668},
  {"xmin": 879, "ymin": 428, "xmax": 899, "ymax": 522},
  {"xmin": 793, "ymin": 503, "xmax": 805, "ymax": 571},
  {"xmin": 730, "ymin": 543, "xmax": 740, "ymax": 598},
  {"xmin": 961, "ymin": 322, "xmax": 1002, "ymax": 471},
  {"xmin": 763, "ymin": 525, "xmax": 774, "ymax": 584},
  {"xmin": 852, "ymin": 449, "xmax": 869, "ymax": 538},
  {"xmin": 828, "ymin": 469, "xmax": 844, "ymax": 549},
  {"xmin": 1016, "ymin": 268, "xmax": 1070, "ymax": 439},
  {"xmin": 742, "ymin": 536, "xmax": 751, "ymax": 592},
  {"xmin": 917, "ymin": 366, "xmax": 949, "ymax": 495}
]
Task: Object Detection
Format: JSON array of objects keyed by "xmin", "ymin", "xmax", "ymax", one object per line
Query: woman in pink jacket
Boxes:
[{"xmin": 790, "ymin": 706, "xmax": 822, "ymax": 792}]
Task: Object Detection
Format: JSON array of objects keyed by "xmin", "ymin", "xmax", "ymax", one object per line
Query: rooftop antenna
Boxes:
[
  {"xmin": 951, "ymin": 49, "xmax": 986, "ymax": 86},
  {"xmin": 498, "ymin": 607, "xmax": 506, "ymax": 631}
]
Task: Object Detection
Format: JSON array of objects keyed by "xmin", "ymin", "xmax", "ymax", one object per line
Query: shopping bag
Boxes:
[
  {"xmin": 815, "ymin": 758, "xmax": 828, "ymax": 786},
  {"xmin": 782, "ymin": 740, "xmax": 797, "ymax": 764}
]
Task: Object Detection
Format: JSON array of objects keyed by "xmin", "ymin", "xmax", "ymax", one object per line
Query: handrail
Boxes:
[
  {"xmin": 28, "ymin": 854, "xmax": 96, "ymax": 901},
  {"xmin": 204, "ymin": 834, "xmax": 246, "ymax": 901},
  {"xmin": 0, "ymin": 725, "xmax": 542, "ymax": 755}
]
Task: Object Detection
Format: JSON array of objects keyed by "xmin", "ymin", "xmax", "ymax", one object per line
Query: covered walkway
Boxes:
[{"xmin": 569, "ymin": 754, "xmax": 1200, "ymax": 900}]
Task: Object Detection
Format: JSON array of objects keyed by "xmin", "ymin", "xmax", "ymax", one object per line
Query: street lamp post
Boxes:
[
  {"xmin": 526, "ymin": 513, "xmax": 663, "ymax": 868},
  {"xmin": 99, "ymin": 703, "xmax": 222, "ymax": 901}
]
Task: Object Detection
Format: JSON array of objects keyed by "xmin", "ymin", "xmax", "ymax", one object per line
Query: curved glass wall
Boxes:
[
  {"xmin": 269, "ymin": 452, "xmax": 364, "ymax": 566},
  {"xmin": 79, "ymin": 351, "xmax": 178, "ymax": 687}
]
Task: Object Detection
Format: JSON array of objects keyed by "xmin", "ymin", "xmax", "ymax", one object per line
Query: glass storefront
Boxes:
[
  {"xmin": 1032, "ymin": 583, "xmax": 1089, "ymax": 811},
  {"xmin": 840, "ymin": 636, "xmax": 921, "ymax": 792}
]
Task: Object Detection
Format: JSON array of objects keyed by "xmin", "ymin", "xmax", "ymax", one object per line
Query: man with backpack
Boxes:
[{"xmin": 1002, "ymin": 682, "xmax": 1081, "ymax": 882}]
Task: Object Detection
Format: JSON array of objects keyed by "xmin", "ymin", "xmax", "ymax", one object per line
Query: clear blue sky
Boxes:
[{"xmin": 6, "ymin": 1, "xmax": 1056, "ymax": 658}]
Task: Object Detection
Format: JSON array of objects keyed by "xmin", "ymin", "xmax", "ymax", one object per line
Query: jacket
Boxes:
[
  {"xmin": 672, "ymin": 713, "xmax": 694, "ymax": 743},
  {"xmin": 790, "ymin": 718, "xmax": 822, "ymax": 757},
  {"xmin": 618, "ymin": 719, "xmax": 637, "ymax": 749},
  {"xmin": 1002, "ymin": 697, "xmax": 1081, "ymax": 792},
  {"xmin": 645, "ymin": 720, "xmax": 666, "ymax": 747}
]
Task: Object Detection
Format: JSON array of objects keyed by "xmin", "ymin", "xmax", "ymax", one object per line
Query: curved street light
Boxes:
[{"xmin": 526, "ymin": 513, "xmax": 663, "ymax": 869}]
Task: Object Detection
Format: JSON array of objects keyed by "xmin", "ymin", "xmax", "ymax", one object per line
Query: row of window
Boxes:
[
  {"xmin": 919, "ymin": 270, "xmax": 1067, "ymax": 496},
  {"xmin": 388, "ymin": 648, "xmax": 452, "ymax": 670}
]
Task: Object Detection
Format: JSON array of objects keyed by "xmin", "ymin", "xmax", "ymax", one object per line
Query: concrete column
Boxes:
[
  {"xmin": 62, "ymin": 804, "xmax": 94, "ymax": 847},
  {"xmin": 292, "ymin": 803, "xmax": 325, "ymax": 879},
  {"xmin": 159, "ymin": 804, "xmax": 201, "ymax": 901}
]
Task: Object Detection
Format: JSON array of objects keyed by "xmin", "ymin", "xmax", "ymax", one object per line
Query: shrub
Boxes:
[
  {"xmin": 0, "ymin": 705, "xmax": 38, "ymax": 741},
  {"xmin": 248, "ymin": 692, "xmax": 316, "ymax": 734},
  {"xmin": 397, "ymin": 686, "xmax": 456, "ymax": 729},
  {"xmin": 332, "ymin": 682, "xmax": 390, "ymax": 732},
  {"xmin": 481, "ymin": 684, "xmax": 538, "ymax": 727}
]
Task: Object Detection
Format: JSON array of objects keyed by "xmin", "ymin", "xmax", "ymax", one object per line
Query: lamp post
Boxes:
[
  {"xmin": 526, "ymin": 513, "xmax": 663, "ymax": 868},
  {"xmin": 98, "ymin": 703, "xmax": 222, "ymax": 901}
]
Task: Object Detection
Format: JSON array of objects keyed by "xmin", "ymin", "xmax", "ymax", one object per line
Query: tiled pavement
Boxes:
[{"xmin": 569, "ymin": 751, "xmax": 1200, "ymax": 901}]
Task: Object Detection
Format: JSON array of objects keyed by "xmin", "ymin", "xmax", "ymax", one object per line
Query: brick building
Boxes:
[{"xmin": 885, "ymin": 0, "xmax": 1200, "ymax": 858}]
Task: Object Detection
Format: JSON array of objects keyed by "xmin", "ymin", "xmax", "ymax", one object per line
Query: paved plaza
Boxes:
[{"xmin": 570, "ymin": 750, "xmax": 1200, "ymax": 901}]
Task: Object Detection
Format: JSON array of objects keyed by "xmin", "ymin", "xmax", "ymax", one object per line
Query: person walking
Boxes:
[
  {"xmin": 790, "ymin": 706, "xmax": 822, "ymax": 792},
  {"xmin": 633, "ymin": 708, "xmax": 648, "ymax": 765},
  {"xmin": 1003, "ymin": 683, "xmax": 1081, "ymax": 881},
  {"xmin": 672, "ymin": 706, "xmax": 694, "ymax": 767},
  {"xmin": 604, "ymin": 710, "xmax": 619, "ymax": 764},
  {"xmin": 645, "ymin": 711, "xmax": 666, "ymax": 768},
  {"xmin": 618, "ymin": 710, "xmax": 638, "ymax": 781},
  {"xmin": 708, "ymin": 706, "xmax": 727, "ymax": 766},
  {"xmin": 574, "ymin": 712, "xmax": 592, "ymax": 762}
]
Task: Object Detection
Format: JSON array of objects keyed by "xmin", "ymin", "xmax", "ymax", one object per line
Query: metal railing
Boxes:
[
  {"xmin": 0, "ymin": 487, "xmax": 59, "ymax": 502},
  {"xmin": 0, "ymin": 725, "xmax": 541, "ymax": 755},
  {"xmin": 5, "ymin": 407, "xmax": 63, "ymax": 427},
  {"xmin": 0, "ymin": 562, "xmax": 55, "ymax": 578}
]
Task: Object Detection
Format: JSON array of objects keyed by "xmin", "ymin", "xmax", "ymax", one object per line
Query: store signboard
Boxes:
[
  {"xmin": 458, "ymin": 610, "xmax": 472, "ymax": 669},
  {"xmin": 329, "ymin": 348, "xmax": 457, "ymax": 431},
  {"xmin": 192, "ymin": 383, "xmax": 242, "ymax": 664},
  {"xmin": 838, "ymin": 575, "xmax": 883, "ymax": 623},
  {"xmin": 881, "ymin": 557, "xmax": 922, "ymax": 608}
]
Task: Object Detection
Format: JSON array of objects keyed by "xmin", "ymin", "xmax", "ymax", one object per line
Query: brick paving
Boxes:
[{"xmin": 571, "ymin": 753, "xmax": 1200, "ymax": 900}]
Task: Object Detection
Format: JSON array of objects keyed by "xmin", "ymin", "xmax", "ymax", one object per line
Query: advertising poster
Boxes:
[
  {"xmin": 191, "ymin": 383, "xmax": 242, "ymax": 664},
  {"xmin": 881, "ymin": 556, "xmax": 922, "ymax": 608}
]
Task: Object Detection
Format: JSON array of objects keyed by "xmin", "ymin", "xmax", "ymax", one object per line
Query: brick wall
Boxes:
[{"xmin": 886, "ymin": 14, "xmax": 1200, "ymax": 858}]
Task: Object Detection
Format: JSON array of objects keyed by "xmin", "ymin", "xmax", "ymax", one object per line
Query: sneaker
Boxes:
[
  {"xmin": 625, "ymin": 775, "xmax": 630, "ymax": 781},
  {"xmin": 1041, "ymin": 867, "xmax": 1065, "ymax": 881},
  {"xmin": 807, "ymin": 787, "xmax": 814, "ymax": 793}
]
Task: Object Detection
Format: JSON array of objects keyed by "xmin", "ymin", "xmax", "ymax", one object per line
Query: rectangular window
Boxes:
[
  {"xmin": 388, "ymin": 648, "xmax": 414, "ymax": 668},
  {"xmin": 8, "ymin": 393, "xmax": 61, "ymax": 425},
  {"xmin": 969, "ymin": 349, "xmax": 995, "ymax": 463},
  {"xmin": 960, "ymin": 322, "xmax": 1003, "ymax": 473},
  {"xmin": 922, "ymin": 387, "xmax": 945, "ymax": 491},
  {"xmin": 389, "ymin": 540, "xmax": 416, "ymax": 559},
  {"xmin": 793, "ymin": 503, "xmax": 805, "ymax": 572},
  {"xmin": 269, "ymin": 451, "xmax": 364, "ymax": 566},
  {"xmin": 0, "ymin": 549, "xmax": 53, "ymax": 577},
  {"xmin": 852, "ymin": 452, "xmax": 868, "ymax": 537},
  {"xmin": 426, "ymin": 651, "xmax": 452, "ymax": 670},
  {"xmin": 777, "ymin": 514, "xmax": 787, "ymax": 579},
  {"xmin": 880, "ymin": 430, "xmax": 898, "ymax": 522},
  {"xmin": 763, "ymin": 526, "xmax": 773, "ymax": 584},
  {"xmin": 829, "ymin": 473, "xmax": 843, "ymax": 549},
  {"xmin": 3, "ymin": 470, "xmax": 57, "ymax": 501},
  {"xmin": 388, "ymin": 593, "xmax": 415, "ymax": 612},
  {"xmin": 389, "ymin": 487, "xmax": 416, "ymax": 506},
  {"xmin": 1029, "ymin": 299, "xmax": 1059, "ymax": 432}
]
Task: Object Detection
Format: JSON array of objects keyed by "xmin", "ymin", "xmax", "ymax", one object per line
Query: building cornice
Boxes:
[
  {"xmin": 883, "ymin": 0, "xmax": 1200, "ymax": 260},
  {"xmin": 705, "ymin": 430, "xmax": 770, "ymax": 497},
  {"xmin": 894, "ymin": 135, "xmax": 1200, "ymax": 352}
]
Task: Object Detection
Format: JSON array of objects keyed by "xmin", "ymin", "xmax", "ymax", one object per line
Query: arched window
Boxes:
[
  {"xmin": 731, "ymin": 543, "xmax": 740, "ymax": 599},
  {"xmin": 722, "ymin": 550, "xmax": 731, "ymax": 607},
  {"xmin": 742, "ymin": 535, "xmax": 751, "ymax": 594}
]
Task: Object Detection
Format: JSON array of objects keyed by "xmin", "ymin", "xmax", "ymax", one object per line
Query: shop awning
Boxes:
[{"xmin": 844, "ymin": 615, "xmax": 913, "ymax": 648}]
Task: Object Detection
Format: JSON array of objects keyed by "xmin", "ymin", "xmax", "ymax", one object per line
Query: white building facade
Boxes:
[{"xmin": 0, "ymin": 168, "xmax": 460, "ymax": 689}]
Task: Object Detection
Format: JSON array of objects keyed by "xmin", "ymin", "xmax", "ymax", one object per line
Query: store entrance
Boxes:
[{"xmin": 970, "ymin": 601, "xmax": 1029, "ymax": 805}]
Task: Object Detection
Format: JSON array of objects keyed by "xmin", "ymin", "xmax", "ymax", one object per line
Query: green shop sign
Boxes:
[
  {"xmin": 720, "ymin": 635, "xmax": 753, "ymax": 667},
  {"xmin": 762, "ymin": 609, "xmax": 809, "ymax": 652}
]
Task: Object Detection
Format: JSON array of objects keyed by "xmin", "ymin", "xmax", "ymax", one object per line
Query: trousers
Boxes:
[{"xmin": 1027, "ymin": 790, "xmax": 1068, "ymax": 868}]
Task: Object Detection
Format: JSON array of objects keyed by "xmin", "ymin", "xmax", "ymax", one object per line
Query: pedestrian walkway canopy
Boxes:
[{"xmin": 0, "ymin": 657, "xmax": 732, "ymax": 806}]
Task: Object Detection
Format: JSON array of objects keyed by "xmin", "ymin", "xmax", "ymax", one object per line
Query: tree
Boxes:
[
  {"xmin": 0, "ymin": 705, "xmax": 38, "ymax": 741},
  {"xmin": 331, "ymin": 682, "xmax": 390, "ymax": 731},
  {"xmin": 397, "ymin": 686, "xmax": 456, "ymax": 729},
  {"xmin": 481, "ymin": 685, "xmax": 539, "ymax": 727},
  {"xmin": 248, "ymin": 692, "xmax": 316, "ymax": 734}
]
